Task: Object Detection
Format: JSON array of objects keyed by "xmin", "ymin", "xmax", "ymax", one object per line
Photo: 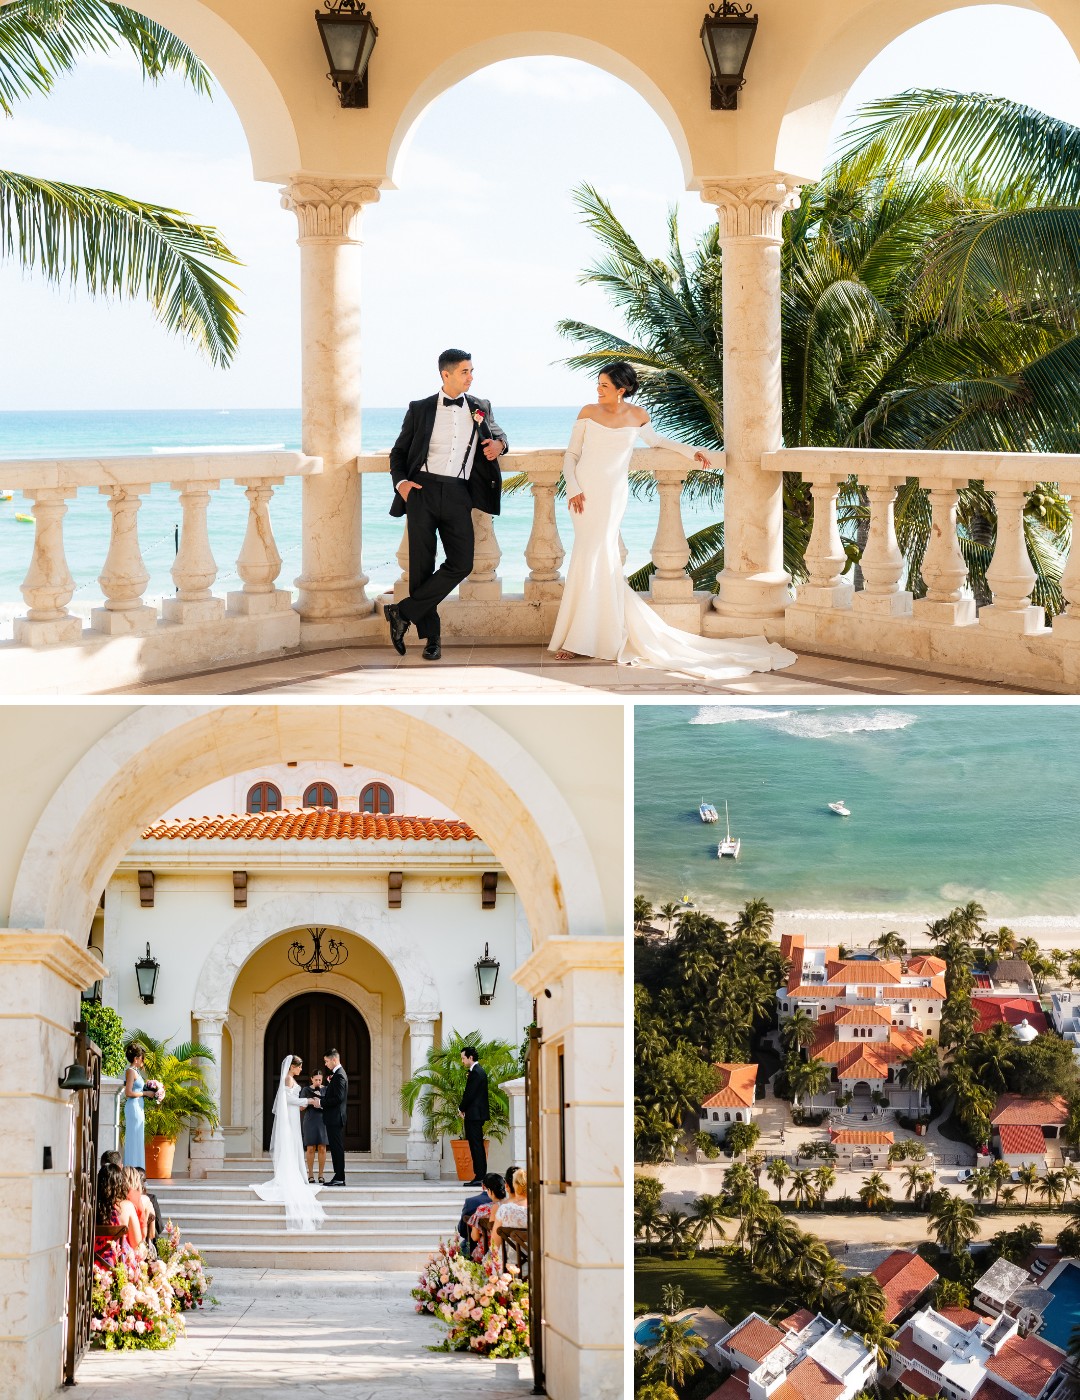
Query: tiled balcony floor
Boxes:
[{"xmin": 113, "ymin": 642, "xmax": 1039, "ymax": 697}]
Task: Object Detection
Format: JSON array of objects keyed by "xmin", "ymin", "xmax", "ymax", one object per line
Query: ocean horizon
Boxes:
[{"xmin": 0, "ymin": 407, "xmax": 721, "ymax": 624}]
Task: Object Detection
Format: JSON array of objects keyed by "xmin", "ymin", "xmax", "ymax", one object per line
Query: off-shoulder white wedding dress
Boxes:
[{"xmin": 548, "ymin": 417, "xmax": 797, "ymax": 680}]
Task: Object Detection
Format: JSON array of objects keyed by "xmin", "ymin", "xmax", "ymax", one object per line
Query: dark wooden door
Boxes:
[{"xmin": 263, "ymin": 992, "xmax": 371, "ymax": 1151}]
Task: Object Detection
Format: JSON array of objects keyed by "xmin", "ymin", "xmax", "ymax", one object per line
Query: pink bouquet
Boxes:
[
  {"xmin": 144, "ymin": 1078, "xmax": 166, "ymax": 1104},
  {"xmin": 90, "ymin": 1255, "xmax": 182, "ymax": 1350},
  {"xmin": 412, "ymin": 1238, "xmax": 529, "ymax": 1358}
]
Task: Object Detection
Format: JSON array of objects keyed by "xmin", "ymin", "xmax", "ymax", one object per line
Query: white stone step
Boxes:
[
  {"xmin": 165, "ymin": 1225, "xmax": 446, "ymax": 1249},
  {"xmin": 192, "ymin": 1243, "xmax": 439, "ymax": 1270}
]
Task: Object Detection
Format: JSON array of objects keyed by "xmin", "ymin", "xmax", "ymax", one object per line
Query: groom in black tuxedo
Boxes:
[
  {"xmin": 322, "ymin": 1049, "xmax": 348, "ymax": 1186},
  {"xmin": 458, "ymin": 1045, "xmax": 491, "ymax": 1186},
  {"xmin": 384, "ymin": 349, "xmax": 508, "ymax": 661}
]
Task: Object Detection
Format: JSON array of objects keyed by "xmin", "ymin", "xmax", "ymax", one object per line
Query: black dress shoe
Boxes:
[
  {"xmin": 385, "ymin": 602, "xmax": 409, "ymax": 656},
  {"xmin": 327, "ymin": 1178, "xmax": 347, "ymax": 1187},
  {"xmin": 422, "ymin": 638, "xmax": 442, "ymax": 661},
  {"xmin": 463, "ymin": 1178, "xmax": 483, "ymax": 1187}
]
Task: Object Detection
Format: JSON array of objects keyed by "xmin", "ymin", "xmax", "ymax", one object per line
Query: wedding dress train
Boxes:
[
  {"xmin": 548, "ymin": 417, "xmax": 797, "ymax": 681},
  {"xmin": 251, "ymin": 1056, "xmax": 326, "ymax": 1232}
]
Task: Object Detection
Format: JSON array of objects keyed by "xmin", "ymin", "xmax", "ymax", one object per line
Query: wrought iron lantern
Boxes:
[
  {"xmin": 315, "ymin": 0, "xmax": 378, "ymax": 108},
  {"xmin": 700, "ymin": 1, "xmax": 759, "ymax": 110},
  {"xmin": 475, "ymin": 943, "xmax": 500, "ymax": 1006},
  {"xmin": 134, "ymin": 942, "xmax": 160, "ymax": 1005},
  {"xmin": 288, "ymin": 927, "xmax": 349, "ymax": 975}
]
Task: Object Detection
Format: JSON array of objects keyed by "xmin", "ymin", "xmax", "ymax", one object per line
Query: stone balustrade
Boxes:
[{"xmin": 765, "ymin": 447, "xmax": 1080, "ymax": 691}]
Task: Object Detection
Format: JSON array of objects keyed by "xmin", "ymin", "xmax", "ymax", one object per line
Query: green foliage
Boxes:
[
  {"xmin": 399, "ymin": 1028, "xmax": 518, "ymax": 1145},
  {"xmin": 124, "ymin": 1029, "xmax": 218, "ymax": 1142},
  {"xmin": 988, "ymin": 1222, "xmax": 1043, "ymax": 1265},
  {"xmin": 934, "ymin": 1277, "xmax": 971, "ymax": 1309},
  {"xmin": 81, "ymin": 1001, "xmax": 125, "ymax": 1078},
  {"xmin": 726, "ymin": 1121, "xmax": 760, "ymax": 1157}
]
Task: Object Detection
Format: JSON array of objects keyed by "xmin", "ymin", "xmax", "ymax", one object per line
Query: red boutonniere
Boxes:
[{"xmin": 473, "ymin": 409, "xmax": 486, "ymax": 426}]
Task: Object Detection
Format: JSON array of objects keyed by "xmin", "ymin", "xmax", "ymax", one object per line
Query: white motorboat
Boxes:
[
  {"xmin": 717, "ymin": 801, "xmax": 741, "ymax": 858},
  {"xmin": 828, "ymin": 800, "xmax": 851, "ymax": 817},
  {"xmin": 699, "ymin": 800, "xmax": 719, "ymax": 823}
]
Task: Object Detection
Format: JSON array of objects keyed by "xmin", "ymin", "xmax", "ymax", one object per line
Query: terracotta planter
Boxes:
[
  {"xmin": 145, "ymin": 1135, "xmax": 177, "ymax": 1180},
  {"xmin": 451, "ymin": 1137, "xmax": 489, "ymax": 1181}
]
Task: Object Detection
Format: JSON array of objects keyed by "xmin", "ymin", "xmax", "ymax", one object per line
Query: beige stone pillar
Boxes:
[
  {"xmin": 404, "ymin": 1012, "xmax": 440, "ymax": 1179},
  {"xmin": 513, "ymin": 937, "xmax": 623, "ymax": 1400},
  {"xmin": 0, "ymin": 931, "xmax": 105, "ymax": 1400},
  {"xmin": 701, "ymin": 175, "xmax": 803, "ymax": 625},
  {"xmin": 280, "ymin": 176, "xmax": 381, "ymax": 631},
  {"xmin": 189, "ymin": 1011, "xmax": 227, "ymax": 1179}
]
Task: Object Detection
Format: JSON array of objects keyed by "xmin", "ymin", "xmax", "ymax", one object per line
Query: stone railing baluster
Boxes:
[
  {"xmin": 648, "ymin": 465, "xmax": 694, "ymax": 603},
  {"xmin": 393, "ymin": 521, "xmax": 410, "ymax": 603},
  {"xmin": 913, "ymin": 481, "xmax": 975, "ymax": 625},
  {"xmin": 227, "ymin": 478, "xmax": 293, "ymax": 615},
  {"xmin": 982, "ymin": 481, "xmax": 1047, "ymax": 634},
  {"xmin": 853, "ymin": 480, "xmax": 912, "ymax": 617},
  {"xmin": 459, "ymin": 510, "xmax": 502, "ymax": 601},
  {"xmin": 796, "ymin": 474, "xmax": 851, "ymax": 608},
  {"xmin": 1052, "ymin": 484, "xmax": 1080, "ymax": 640},
  {"xmin": 91, "ymin": 484, "xmax": 155, "ymax": 634},
  {"xmin": 14, "ymin": 487, "xmax": 82, "ymax": 646},
  {"xmin": 163, "ymin": 481, "xmax": 224, "ymax": 624},
  {"xmin": 523, "ymin": 467, "xmax": 564, "ymax": 603}
]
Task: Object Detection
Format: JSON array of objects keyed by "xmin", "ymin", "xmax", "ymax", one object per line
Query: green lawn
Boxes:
[{"xmin": 635, "ymin": 1253, "xmax": 794, "ymax": 1323}]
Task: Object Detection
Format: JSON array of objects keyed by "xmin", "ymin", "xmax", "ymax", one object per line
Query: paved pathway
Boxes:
[{"xmin": 63, "ymin": 1269, "xmax": 535, "ymax": 1399}]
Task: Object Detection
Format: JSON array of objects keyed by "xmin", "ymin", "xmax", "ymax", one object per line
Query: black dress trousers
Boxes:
[{"xmin": 398, "ymin": 476, "xmax": 475, "ymax": 639}]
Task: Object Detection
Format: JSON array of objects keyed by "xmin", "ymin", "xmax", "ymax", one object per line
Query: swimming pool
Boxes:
[
  {"xmin": 634, "ymin": 1316, "xmax": 663, "ymax": 1345},
  {"xmin": 1040, "ymin": 1262, "xmax": 1080, "ymax": 1351}
]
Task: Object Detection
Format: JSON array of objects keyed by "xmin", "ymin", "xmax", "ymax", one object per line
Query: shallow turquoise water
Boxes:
[{"xmin": 634, "ymin": 705, "xmax": 1080, "ymax": 918}]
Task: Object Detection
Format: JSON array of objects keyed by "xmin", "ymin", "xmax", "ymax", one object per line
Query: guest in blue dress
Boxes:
[{"xmin": 123, "ymin": 1042, "xmax": 148, "ymax": 1169}]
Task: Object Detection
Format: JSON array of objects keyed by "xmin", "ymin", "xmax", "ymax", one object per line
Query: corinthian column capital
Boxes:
[
  {"xmin": 280, "ymin": 175, "xmax": 382, "ymax": 242},
  {"xmin": 700, "ymin": 173, "xmax": 803, "ymax": 240}
]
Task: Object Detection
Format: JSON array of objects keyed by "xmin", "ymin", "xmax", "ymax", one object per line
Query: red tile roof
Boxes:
[
  {"xmin": 973, "ymin": 998, "xmax": 1047, "ymax": 1036},
  {"xmin": 907, "ymin": 956, "xmax": 947, "ymax": 975},
  {"xmin": 142, "ymin": 810, "xmax": 479, "ymax": 842},
  {"xmin": 831, "ymin": 1130, "xmax": 894, "ymax": 1146},
  {"xmin": 938, "ymin": 1306, "xmax": 987, "ymax": 1331},
  {"xmin": 872, "ymin": 1251, "xmax": 939, "ymax": 1320},
  {"xmin": 780, "ymin": 1309, "xmax": 816, "ymax": 1334},
  {"xmin": 828, "ymin": 958, "xmax": 902, "ymax": 984},
  {"xmin": 703, "ymin": 1063, "xmax": 758, "ymax": 1110},
  {"xmin": 897, "ymin": 1369, "xmax": 942, "ymax": 1397},
  {"xmin": 986, "ymin": 1334, "xmax": 1066, "ymax": 1399},
  {"xmin": 708, "ymin": 1371, "xmax": 750, "ymax": 1400},
  {"xmin": 724, "ymin": 1316, "xmax": 786, "ymax": 1363},
  {"xmin": 998, "ymin": 1125, "xmax": 1048, "ymax": 1157},
  {"xmin": 897, "ymin": 1327, "xmax": 944, "ymax": 1375},
  {"xmin": 780, "ymin": 1358, "xmax": 844, "ymax": 1400},
  {"xmin": 836, "ymin": 1007, "xmax": 894, "ymax": 1025},
  {"xmin": 840, "ymin": 1054, "xmax": 890, "ymax": 1081},
  {"xmin": 991, "ymin": 1095, "xmax": 1068, "ymax": 1127}
]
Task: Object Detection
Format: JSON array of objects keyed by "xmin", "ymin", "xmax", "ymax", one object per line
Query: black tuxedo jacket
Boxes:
[
  {"xmin": 321, "ymin": 1066, "xmax": 348, "ymax": 1127},
  {"xmin": 459, "ymin": 1062, "xmax": 490, "ymax": 1124},
  {"xmin": 389, "ymin": 393, "xmax": 507, "ymax": 519}
]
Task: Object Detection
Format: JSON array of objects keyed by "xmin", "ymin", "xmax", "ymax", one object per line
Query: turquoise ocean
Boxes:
[
  {"xmin": 635, "ymin": 705, "xmax": 1080, "ymax": 925},
  {"xmin": 0, "ymin": 408, "xmax": 719, "ymax": 623}
]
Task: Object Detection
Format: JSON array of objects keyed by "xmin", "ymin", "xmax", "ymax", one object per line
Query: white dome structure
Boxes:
[{"xmin": 1013, "ymin": 1018, "xmax": 1039, "ymax": 1044}]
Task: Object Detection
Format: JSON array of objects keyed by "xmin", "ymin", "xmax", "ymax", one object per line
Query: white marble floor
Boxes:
[{"xmin": 62, "ymin": 1269, "xmax": 536, "ymax": 1399}]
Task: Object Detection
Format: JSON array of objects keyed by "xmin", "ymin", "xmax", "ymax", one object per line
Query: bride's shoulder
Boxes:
[
  {"xmin": 630, "ymin": 408, "xmax": 650, "ymax": 426},
  {"xmin": 576, "ymin": 406, "xmax": 598, "ymax": 421}
]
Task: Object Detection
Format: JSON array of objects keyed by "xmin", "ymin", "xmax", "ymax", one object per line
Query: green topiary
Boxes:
[{"xmin": 81, "ymin": 1002, "xmax": 126, "ymax": 1078}]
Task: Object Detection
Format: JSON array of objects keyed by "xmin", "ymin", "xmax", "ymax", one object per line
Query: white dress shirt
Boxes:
[{"xmin": 426, "ymin": 387, "xmax": 479, "ymax": 479}]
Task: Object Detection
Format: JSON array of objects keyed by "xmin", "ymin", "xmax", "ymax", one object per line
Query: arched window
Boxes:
[
  {"xmin": 247, "ymin": 782, "xmax": 281, "ymax": 814},
  {"xmin": 361, "ymin": 782, "xmax": 394, "ymax": 815},
  {"xmin": 303, "ymin": 783, "xmax": 338, "ymax": 809}
]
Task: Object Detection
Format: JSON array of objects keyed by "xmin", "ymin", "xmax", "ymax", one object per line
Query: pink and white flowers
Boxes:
[
  {"xmin": 412, "ymin": 1237, "xmax": 529, "ymax": 1359},
  {"xmin": 90, "ymin": 1223, "xmax": 213, "ymax": 1349}
]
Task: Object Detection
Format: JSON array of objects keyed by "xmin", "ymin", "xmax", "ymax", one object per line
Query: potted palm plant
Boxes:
[
  {"xmin": 400, "ymin": 1028, "xmax": 519, "ymax": 1180},
  {"xmin": 124, "ymin": 1030, "xmax": 219, "ymax": 1179}
]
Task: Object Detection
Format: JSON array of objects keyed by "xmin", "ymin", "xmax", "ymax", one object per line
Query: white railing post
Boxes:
[
  {"xmin": 393, "ymin": 521, "xmax": 410, "ymax": 603},
  {"xmin": 795, "ymin": 473, "xmax": 852, "ymax": 608},
  {"xmin": 162, "ymin": 481, "xmax": 225, "ymax": 624},
  {"xmin": 13, "ymin": 487, "xmax": 82, "ymax": 646},
  {"xmin": 459, "ymin": 510, "xmax": 502, "ymax": 601},
  {"xmin": 981, "ymin": 481, "xmax": 1048, "ymax": 635},
  {"xmin": 853, "ymin": 479, "xmax": 912, "ymax": 617},
  {"xmin": 913, "ymin": 481, "xmax": 976, "ymax": 626},
  {"xmin": 91, "ymin": 485, "xmax": 156, "ymax": 634},
  {"xmin": 1053, "ymin": 486, "xmax": 1080, "ymax": 639},
  {"xmin": 523, "ymin": 467, "xmax": 565, "ymax": 603},
  {"xmin": 649, "ymin": 464, "xmax": 694, "ymax": 603},
  {"xmin": 226, "ymin": 478, "xmax": 293, "ymax": 615}
]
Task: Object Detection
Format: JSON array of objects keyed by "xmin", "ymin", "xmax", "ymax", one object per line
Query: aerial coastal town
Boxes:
[{"xmin": 633, "ymin": 900, "xmax": 1080, "ymax": 1400}]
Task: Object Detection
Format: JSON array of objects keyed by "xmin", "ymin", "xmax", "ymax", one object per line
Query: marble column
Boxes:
[
  {"xmin": 189, "ymin": 1011, "xmax": 227, "ymax": 1179},
  {"xmin": 701, "ymin": 175, "xmax": 803, "ymax": 624},
  {"xmin": 0, "ymin": 931, "xmax": 105, "ymax": 1400},
  {"xmin": 280, "ymin": 177, "xmax": 381, "ymax": 632},
  {"xmin": 502, "ymin": 1075, "xmax": 527, "ymax": 1170},
  {"xmin": 404, "ymin": 1012, "xmax": 440, "ymax": 1179}
]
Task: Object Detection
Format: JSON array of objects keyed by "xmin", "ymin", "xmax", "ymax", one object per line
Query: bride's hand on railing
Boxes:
[
  {"xmin": 569, "ymin": 493, "xmax": 586, "ymax": 514},
  {"xmin": 693, "ymin": 451, "xmax": 711, "ymax": 468}
]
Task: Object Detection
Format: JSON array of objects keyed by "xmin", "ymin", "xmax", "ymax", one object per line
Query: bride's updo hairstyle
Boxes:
[{"xmin": 599, "ymin": 361, "xmax": 639, "ymax": 399}]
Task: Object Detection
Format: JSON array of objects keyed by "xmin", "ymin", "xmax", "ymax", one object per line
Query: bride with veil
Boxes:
[{"xmin": 252, "ymin": 1054, "xmax": 326, "ymax": 1232}]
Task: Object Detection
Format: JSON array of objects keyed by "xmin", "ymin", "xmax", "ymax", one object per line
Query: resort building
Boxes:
[
  {"xmin": 711, "ymin": 1310, "xmax": 877, "ymax": 1400},
  {"xmin": 777, "ymin": 936, "xmax": 945, "ymax": 1111},
  {"xmin": 971, "ymin": 998, "xmax": 1047, "ymax": 1037},
  {"xmin": 871, "ymin": 1250, "xmax": 940, "ymax": 1324},
  {"xmin": 974, "ymin": 1261, "xmax": 1055, "ymax": 1335},
  {"xmin": 1049, "ymin": 992, "xmax": 1080, "ymax": 1064},
  {"xmin": 829, "ymin": 1128, "xmax": 894, "ymax": 1169},
  {"xmin": 991, "ymin": 1095, "xmax": 1068, "ymax": 1174},
  {"xmin": 890, "ymin": 1305, "xmax": 1067, "ymax": 1400},
  {"xmin": 699, "ymin": 1063, "xmax": 758, "ymax": 1139}
]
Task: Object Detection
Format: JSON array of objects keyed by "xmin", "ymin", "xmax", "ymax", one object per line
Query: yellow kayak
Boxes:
[{"xmin": 15, "ymin": 513, "xmax": 35, "ymax": 524}]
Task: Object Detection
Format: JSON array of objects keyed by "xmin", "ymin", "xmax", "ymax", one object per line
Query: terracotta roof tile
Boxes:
[
  {"xmin": 985, "ymin": 1334, "xmax": 1066, "ymax": 1399},
  {"xmin": 991, "ymin": 1094, "xmax": 1068, "ymax": 1127},
  {"xmin": 708, "ymin": 1371, "xmax": 751, "ymax": 1400},
  {"xmin": 840, "ymin": 1053, "xmax": 890, "ymax": 1081},
  {"xmin": 897, "ymin": 1328, "xmax": 944, "ymax": 1375},
  {"xmin": 724, "ymin": 1316, "xmax": 787, "ymax": 1364},
  {"xmin": 142, "ymin": 810, "xmax": 479, "ymax": 843},
  {"xmin": 837, "ymin": 1007, "xmax": 895, "ymax": 1025},
  {"xmin": 972, "ymin": 998, "xmax": 1047, "ymax": 1036},
  {"xmin": 998, "ymin": 1125, "xmax": 1048, "ymax": 1156},
  {"xmin": 897, "ymin": 1369, "xmax": 942, "ymax": 1397},
  {"xmin": 828, "ymin": 958, "xmax": 902, "ymax": 984},
  {"xmin": 906, "ymin": 956, "xmax": 947, "ymax": 975},
  {"xmin": 871, "ymin": 1251, "xmax": 939, "ymax": 1321},
  {"xmin": 780, "ymin": 1309, "xmax": 816, "ymax": 1334},
  {"xmin": 703, "ymin": 1063, "xmax": 758, "ymax": 1110},
  {"xmin": 831, "ymin": 1129, "xmax": 894, "ymax": 1146},
  {"xmin": 783, "ymin": 1360, "xmax": 844, "ymax": 1400},
  {"xmin": 937, "ymin": 1306, "xmax": 986, "ymax": 1331}
]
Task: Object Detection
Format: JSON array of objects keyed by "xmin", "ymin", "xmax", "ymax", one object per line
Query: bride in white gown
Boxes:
[
  {"xmin": 252, "ymin": 1054, "xmax": 326, "ymax": 1232},
  {"xmin": 548, "ymin": 362, "xmax": 797, "ymax": 681}
]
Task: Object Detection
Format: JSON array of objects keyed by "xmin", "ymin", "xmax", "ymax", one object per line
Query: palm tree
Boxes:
[
  {"xmin": 901, "ymin": 1162, "xmax": 928, "ymax": 1203},
  {"xmin": 814, "ymin": 1165, "xmax": 837, "ymax": 1208},
  {"xmin": 789, "ymin": 1169, "xmax": 817, "ymax": 1211},
  {"xmin": 1017, "ymin": 937, "xmax": 1042, "ymax": 967},
  {"xmin": 691, "ymin": 1193, "xmax": 729, "ymax": 1250},
  {"xmin": 1, "ymin": 0, "xmax": 240, "ymax": 363},
  {"xmin": 1040, "ymin": 1171, "xmax": 1067, "ymax": 1208},
  {"xmin": 1016, "ymin": 1163, "xmax": 1040, "ymax": 1207},
  {"xmin": 799, "ymin": 1242, "xmax": 849, "ymax": 1311},
  {"xmin": 859, "ymin": 1173, "xmax": 892, "ymax": 1211},
  {"xmin": 647, "ymin": 1316, "xmax": 707, "ymax": 1391},
  {"xmin": 989, "ymin": 1158, "xmax": 1013, "ymax": 1206},
  {"xmin": 966, "ymin": 1169, "xmax": 993, "ymax": 1207},
  {"xmin": 873, "ymin": 930, "xmax": 907, "ymax": 961},
  {"xmin": 899, "ymin": 1042, "xmax": 942, "ymax": 1116},
  {"xmin": 837, "ymin": 1276, "xmax": 895, "ymax": 1364},
  {"xmin": 793, "ymin": 1057, "xmax": 831, "ymax": 1112},
  {"xmin": 723, "ymin": 1162, "xmax": 756, "ymax": 1211},
  {"xmin": 1062, "ymin": 1163, "xmax": 1080, "ymax": 1201},
  {"xmin": 766, "ymin": 1156, "xmax": 790, "ymax": 1204},
  {"xmin": 782, "ymin": 1009, "xmax": 818, "ymax": 1055},
  {"xmin": 658, "ymin": 1209, "xmax": 696, "ymax": 1259},
  {"xmin": 928, "ymin": 1192, "xmax": 979, "ymax": 1257},
  {"xmin": 733, "ymin": 898, "xmax": 774, "ymax": 942},
  {"xmin": 634, "ymin": 895, "xmax": 655, "ymax": 929},
  {"xmin": 635, "ymin": 1197, "xmax": 662, "ymax": 1254},
  {"xmin": 658, "ymin": 901, "xmax": 681, "ymax": 934}
]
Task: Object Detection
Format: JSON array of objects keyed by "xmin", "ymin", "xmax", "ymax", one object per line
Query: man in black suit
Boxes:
[
  {"xmin": 321, "ymin": 1048, "xmax": 348, "ymax": 1186},
  {"xmin": 384, "ymin": 348, "xmax": 508, "ymax": 661},
  {"xmin": 458, "ymin": 1045, "xmax": 490, "ymax": 1187}
]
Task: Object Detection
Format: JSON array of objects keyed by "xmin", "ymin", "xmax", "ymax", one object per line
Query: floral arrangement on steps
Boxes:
[
  {"xmin": 90, "ymin": 1256, "xmax": 181, "ymax": 1350},
  {"xmin": 155, "ymin": 1221, "xmax": 213, "ymax": 1311},
  {"xmin": 412, "ymin": 1237, "xmax": 529, "ymax": 1358}
]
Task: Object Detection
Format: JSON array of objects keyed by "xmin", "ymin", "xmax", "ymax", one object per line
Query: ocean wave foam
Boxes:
[{"xmin": 690, "ymin": 706, "xmax": 917, "ymax": 740}]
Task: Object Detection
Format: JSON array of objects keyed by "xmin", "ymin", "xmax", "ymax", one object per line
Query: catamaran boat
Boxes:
[
  {"xmin": 828, "ymin": 800, "xmax": 851, "ymax": 816},
  {"xmin": 717, "ymin": 801, "xmax": 741, "ymax": 859},
  {"xmin": 699, "ymin": 800, "xmax": 719, "ymax": 823}
]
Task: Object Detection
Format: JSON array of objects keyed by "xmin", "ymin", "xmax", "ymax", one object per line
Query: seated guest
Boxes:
[
  {"xmin": 489, "ymin": 1168, "xmax": 527, "ymax": 1257},
  {"xmin": 120, "ymin": 1165, "xmax": 150, "ymax": 1254},
  {"xmin": 458, "ymin": 1171, "xmax": 505, "ymax": 1243},
  {"xmin": 466, "ymin": 1173, "xmax": 507, "ymax": 1261},
  {"xmin": 94, "ymin": 1163, "xmax": 139, "ymax": 1267},
  {"xmin": 100, "ymin": 1150, "xmax": 122, "ymax": 1170},
  {"xmin": 136, "ymin": 1166, "xmax": 162, "ymax": 1241}
]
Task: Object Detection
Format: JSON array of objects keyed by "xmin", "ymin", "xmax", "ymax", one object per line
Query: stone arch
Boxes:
[
  {"xmin": 386, "ymin": 34, "xmax": 694, "ymax": 187},
  {"xmin": 774, "ymin": 0, "xmax": 1080, "ymax": 178},
  {"xmin": 10, "ymin": 704, "xmax": 603, "ymax": 949}
]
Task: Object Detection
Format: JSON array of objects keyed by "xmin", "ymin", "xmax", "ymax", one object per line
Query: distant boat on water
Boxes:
[
  {"xmin": 717, "ymin": 801, "xmax": 741, "ymax": 859},
  {"xmin": 699, "ymin": 800, "xmax": 719, "ymax": 823},
  {"xmin": 828, "ymin": 800, "xmax": 851, "ymax": 817}
]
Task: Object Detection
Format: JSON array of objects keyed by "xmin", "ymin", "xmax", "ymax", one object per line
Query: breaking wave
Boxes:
[{"xmin": 689, "ymin": 706, "xmax": 918, "ymax": 739}]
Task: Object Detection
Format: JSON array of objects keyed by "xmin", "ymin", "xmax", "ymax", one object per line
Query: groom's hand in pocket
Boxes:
[{"xmin": 397, "ymin": 480, "xmax": 421, "ymax": 502}]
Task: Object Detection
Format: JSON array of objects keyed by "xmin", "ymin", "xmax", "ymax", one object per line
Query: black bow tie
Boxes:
[{"xmin": 443, "ymin": 395, "xmax": 465, "ymax": 408}]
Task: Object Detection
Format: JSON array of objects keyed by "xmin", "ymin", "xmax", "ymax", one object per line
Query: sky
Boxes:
[{"xmin": 2, "ymin": 5, "xmax": 1080, "ymax": 411}]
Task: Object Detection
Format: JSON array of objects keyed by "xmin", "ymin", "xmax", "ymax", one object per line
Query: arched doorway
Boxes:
[{"xmin": 263, "ymin": 992, "xmax": 371, "ymax": 1152}]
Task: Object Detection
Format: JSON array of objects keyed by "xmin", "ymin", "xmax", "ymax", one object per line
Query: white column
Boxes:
[
  {"xmin": 189, "ymin": 1010, "xmax": 227, "ymax": 1179},
  {"xmin": 701, "ymin": 175, "xmax": 802, "ymax": 625},
  {"xmin": 97, "ymin": 1076, "xmax": 125, "ymax": 1159},
  {"xmin": 91, "ymin": 484, "xmax": 156, "ymax": 634},
  {"xmin": 981, "ymin": 482, "xmax": 1048, "ymax": 635},
  {"xmin": 226, "ymin": 478, "xmax": 293, "ymax": 615},
  {"xmin": 795, "ymin": 474, "xmax": 852, "ymax": 609},
  {"xmin": 281, "ymin": 177, "xmax": 380, "ymax": 630},
  {"xmin": 853, "ymin": 479, "xmax": 913, "ymax": 617},
  {"xmin": 459, "ymin": 509, "xmax": 502, "ymax": 600},
  {"xmin": 162, "ymin": 480, "xmax": 225, "ymax": 624},
  {"xmin": 14, "ymin": 487, "xmax": 83, "ymax": 646},
  {"xmin": 404, "ymin": 1012, "xmax": 440, "ymax": 1179},
  {"xmin": 649, "ymin": 464, "xmax": 694, "ymax": 603},
  {"xmin": 502, "ymin": 1075, "xmax": 527, "ymax": 1169},
  {"xmin": 523, "ymin": 467, "xmax": 565, "ymax": 602},
  {"xmin": 913, "ymin": 480, "xmax": 976, "ymax": 626}
]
